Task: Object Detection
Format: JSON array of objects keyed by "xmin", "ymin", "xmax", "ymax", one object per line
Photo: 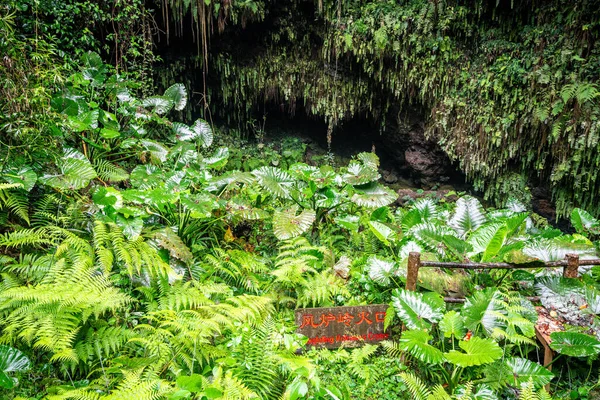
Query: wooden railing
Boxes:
[
  {"xmin": 403, "ymin": 251, "xmax": 600, "ymax": 390},
  {"xmin": 404, "ymin": 252, "xmax": 600, "ymax": 293}
]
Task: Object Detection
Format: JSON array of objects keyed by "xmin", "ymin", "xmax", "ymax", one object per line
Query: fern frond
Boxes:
[
  {"xmin": 399, "ymin": 372, "xmax": 431, "ymax": 400},
  {"xmin": 0, "ymin": 186, "xmax": 29, "ymax": 224},
  {"xmin": 93, "ymin": 159, "xmax": 129, "ymax": 182}
]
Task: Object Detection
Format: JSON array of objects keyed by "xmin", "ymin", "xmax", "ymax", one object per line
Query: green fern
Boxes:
[
  {"xmin": 0, "ymin": 185, "xmax": 29, "ymax": 224},
  {"xmin": 93, "ymin": 159, "xmax": 129, "ymax": 183}
]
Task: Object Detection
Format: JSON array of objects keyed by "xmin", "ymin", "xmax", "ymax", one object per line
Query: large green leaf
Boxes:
[
  {"xmin": 342, "ymin": 161, "xmax": 380, "ymax": 185},
  {"xmin": 192, "ymin": 119, "xmax": 213, "ymax": 148},
  {"xmin": 351, "ymin": 183, "xmax": 398, "ymax": 208},
  {"xmin": 140, "ymin": 139, "xmax": 169, "ymax": 164},
  {"xmin": 253, "ymin": 166, "xmax": 294, "ymax": 199},
  {"xmin": 412, "ymin": 198, "xmax": 438, "ymax": 220},
  {"xmin": 366, "ymin": 256, "xmax": 398, "ymax": 286},
  {"xmin": 398, "ymin": 329, "xmax": 445, "ymax": 365},
  {"xmin": 141, "ymin": 96, "xmax": 174, "ymax": 115},
  {"xmin": 523, "ymin": 236, "xmax": 597, "ymax": 262},
  {"xmin": 444, "ymin": 337, "xmax": 502, "ymax": 367},
  {"xmin": 0, "ymin": 345, "xmax": 31, "ymax": 389},
  {"xmin": 39, "ymin": 148, "xmax": 97, "ymax": 190},
  {"xmin": 368, "ymin": 221, "xmax": 397, "ymax": 245},
  {"xmin": 204, "ymin": 147, "xmax": 229, "ymax": 169},
  {"xmin": 439, "ymin": 310, "xmax": 466, "ymax": 339},
  {"xmin": 130, "ymin": 165, "xmax": 162, "ymax": 189},
  {"xmin": 481, "ymin": 225, "xmax": 509, "ymax": 262},
  {"xmin": 549, "ymin": 332, "xmax": 600, "ymax": 357},
  {"xmin": 180, "ymin": 193, "xmax": 219, "ymax": 219},
  {"xmin": 2, "ymin": 167, "xmax": 37, "ymax": 192},
  {"xmin": 401, "ymin": 208, "xmax": 422, "ymax": 231},
  {"xmin": 334, "ymin": 214, "xmax": 360, "ymax": 232},
  {"xmin": 410, "ymin": 222, "xmax": 457, "ymax": 254},
  {"xmin": 467, "ymin": 222, "xmax": 504, "ymax": 259},
  {"xmin": 272, "ymin": 206, "xmax": 316, "ymax": 240},
  {"xmin": 172, "ymin": 122, "xmax": 195, "ymax": 141},
  {"xmin": 462, "ymin": 288, "xmax": 505, "ymax": 335},
  {"xmin": 571, "ymin": 208, "xmax": 600, "ymax": 235},
  {"xmin": 227, "ymin": 198, "xmax": 268, "ymax": 221},
  {"xmin": 505, "ymin": 358, "xmax": 554, "ymax": 388},
  {"xmin": 449, "ymin": 196, "xmax": 486, "ymax": 238},
  {"xmin": 164, "ymin": 83, "xmax": 188, "ymax": 111},
  {"xmin": 391, "ymin": 289, "xmax": 444, "ymax": 330}
]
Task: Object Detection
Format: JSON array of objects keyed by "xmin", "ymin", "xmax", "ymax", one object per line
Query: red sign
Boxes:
[{"xmin": 295, "ymin": 305, "xmax": 390, "ymax": 348}]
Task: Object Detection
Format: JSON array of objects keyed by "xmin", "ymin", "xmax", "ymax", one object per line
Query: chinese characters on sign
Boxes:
[{"xmin": 295, "ymin": 305, "xmax": 390, "ymax": 349}]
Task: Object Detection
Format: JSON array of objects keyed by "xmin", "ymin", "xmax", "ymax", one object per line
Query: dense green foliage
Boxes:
[
  {"xmin": 167, "ymin": 0, "xmax": 600, "ymax": 217},
  {"xmin": 3, "ymin": 0, "xmax": 600, "ymax": 399}
]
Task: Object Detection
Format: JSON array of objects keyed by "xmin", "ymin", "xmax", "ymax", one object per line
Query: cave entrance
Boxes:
[{"xmin": 250, "ymin": 103, "xmax": 467, "ymax": 191}]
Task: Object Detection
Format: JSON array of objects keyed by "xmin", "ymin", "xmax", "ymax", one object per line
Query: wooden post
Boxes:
[
  {"xmin": 406, "ymin": 252, "xmax": 421, "ymax": 292},
  {"xmin": 564, "ymin": 254, "xmax": 579, "ymax": 278},
  {"xmin": 535, "ymin": 327, "xmax": 553, "ymax": 392}
]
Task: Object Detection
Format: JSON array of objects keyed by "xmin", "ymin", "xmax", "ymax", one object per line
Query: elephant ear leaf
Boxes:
[
  {"xmin": 273, "ymin": 206, "xmax": 316, "ymax": 240},
  {"xmin": 444, "ymin": 337, "xmax": 502, "ymax": 367},
  {"xmin": 505, "ymin": 357, "xmax": 554, "ymax": 388},
  {"xmin": 549, "ymin": 332, "xmax": 600, "ymax": 357},
  {"xmin": 571, "ymin": 208, "xmax": 600, "ymax": 235},
  {"xmin": 449, "ymin": 196, "xmax": 486, "ymax": 238},
  {"xmin": 163, "ymin": 83, "xmax": 188, "ymax": 111},
  {"xmin": 462, "ymin": 288, "xmax": 505, "ymax": 335},
  {"xmin": 391, "ymin": 289, "xmax": 444, "ymax": 330},
  {"xmin": 0, "ymin": 345, "xmax": 31, "ymax": 389},
  {"xmin": 253, "ymin": 166, "xmax": 294, "ymax": 199},
  {"xmin": 39, "ymin": 148, "xmax": 97, "ymax": 190},
  {"xmin": 398, "ymin": 329, "xmax": 445, "ymax": 365},
  {"xmin": 141, "ymin": 96, "xmax": 174, "ymax": 115},
  {"xmin": 192, "ymin": 119, "xmax": 213, "ymax": 148},
  {"xmin": 351, "ymin": 183, "xmax": 398, "ymax": 208}
]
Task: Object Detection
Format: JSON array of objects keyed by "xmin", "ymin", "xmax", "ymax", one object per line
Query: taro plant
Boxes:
[
  {"xmin": 385, "ymin": 288, "xmax": 555, "ymax": 396},
  {"xmin": 0, "ymin": 345, "xmax": 31, "ymax": 389}
]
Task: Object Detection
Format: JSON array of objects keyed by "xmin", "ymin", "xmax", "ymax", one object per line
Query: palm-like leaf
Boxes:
[
  {"xmin": 449, "ymin": 196, "xmax": 486, "ymax": 238},
  {"xmin": 253, "ymin": 166, "xmax": 294, "ymax": 199},
  {"xmin": 272, "ymin": 206, "xmax": 316, "ymax": 240},
  {"xmin": 391, "ymin": 289, "xmax": 445, "ymax": 330},
  {"xmin": 398, "ymin": 329, "xmax": 445, "ymax": 364},
  {"xmin": 549, "ymin": 332, "xmax": 600, "ymax": 357},
  {"xmin": 444, "ymin": 337, "xmax": 502, "ymax": 367},
  {"xmin": 163, "ymin": 83, "xmax": 188, "ymax": 111},
  {"xmin": 505, "ymin": 358, "xmax": 554, "ymax": 388},
  {"xmin": 351, "ymin": 183, "xmax": 398, "ymax": 208}
]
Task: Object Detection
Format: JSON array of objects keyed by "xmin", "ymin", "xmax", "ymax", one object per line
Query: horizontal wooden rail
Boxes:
[
  {"xmin": 406, "ymin": 252, "xmax": 600, "ymax": 292},
  {"xmin": 420, "ymin": 259, "xmax": 600, "ymax": 269}
]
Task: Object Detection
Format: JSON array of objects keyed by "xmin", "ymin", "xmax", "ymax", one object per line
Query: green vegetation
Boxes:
[{"xmin": 2, "ymin": 0, "xmax": 600, "ymax": 399}]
